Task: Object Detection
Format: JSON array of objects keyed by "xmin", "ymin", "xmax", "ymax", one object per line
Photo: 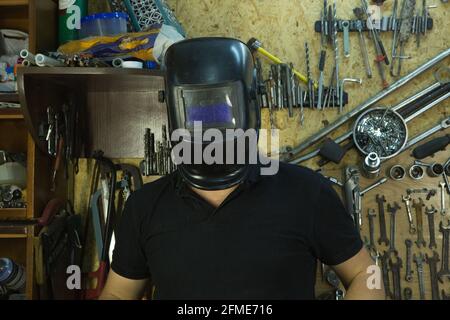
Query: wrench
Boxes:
[
  {"xmin": 439, "ymin": 182, "xmax": 447, "ymax": 216},
  {"xmin": 355, "ymin": 20, "xmax": 372, "ymax": 78},
  {"xmin": 412, "ymin": 198, "xmax": 426, "ymax": 248},
  {"xmin": 389, "ymin": 254, "xmax": 403, "ymax": 300},
  {"xmin": 402, "ymin": 195, "xmax": 417, "ymax": 234},
  {"xmin": 380, "ymin": 251, "xmax": 393, "ymax": 299},
  {"xmin": 367, "ymin": 209, "xmax": 377, "ymax": 252},
  {"xmin": 405, "ymin": 239, "xmax": 414, "ymax": 282},
  {"xmin": 426, "ymin": 251, "xmax": 441, "ymax": 300},
  {"xmin": 342, "ymin": 20, "xmax": 350, "ymax": 58},
  {"xmin": 387, "ymin": 202, "xmax": 401, "ymax": 254},
  {"xmin": 403, "ymin": 287, "xmax": 413, "ymax": 300},
  {"xmin": 376, "ymin": 195, "xmax": 390, "ymax": 246},
  {"xmin": 425, "ymin": 205, "xmax": 438, "ymax": 249},
  {"xmin": 414, "ymin": 252, "xmax": 426, "ymax": 300},
  {"xmin": 438, "ymin": 220, "xmax": 450, "ymax": 282}
]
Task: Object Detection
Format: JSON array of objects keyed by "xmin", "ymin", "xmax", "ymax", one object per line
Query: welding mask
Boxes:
[{"xmin": 164, "ymin": 37, "xmax": 261, "ymax": 190}]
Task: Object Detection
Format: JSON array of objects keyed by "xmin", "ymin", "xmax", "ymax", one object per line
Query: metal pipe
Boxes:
[
  {"xmin": 289, "ymin": 81, "xmax": 445, "ymax": 164},
  {"xmin": 35, "ymin": 54, "xmax": 65, "ymax": 67},
  {"xmin": 290, "ymin": 82, "xmax": 450, "ymax": 164},
  {"xmin": 286, "ymin": 47, "xmax": 450, "ymax": 161},
  {"xmin": 19, "ymin": 49, "xmax": 36, "ymax": 65},
  {"xmin": 404, "ymin": 91, "xmax": 450, "ymax": 122},
  {"xmin": 112, "ymin": 58, "xmax": 124, "ymax": 68},
  {"xmin": 402, "ymin": 116, "xmax": 450, "ymax": 151}
]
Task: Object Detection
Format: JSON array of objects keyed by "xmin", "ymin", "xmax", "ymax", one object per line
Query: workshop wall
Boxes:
[{"xmin": 76, "ymin": 0, "xmax": 449, "ymax": 299}]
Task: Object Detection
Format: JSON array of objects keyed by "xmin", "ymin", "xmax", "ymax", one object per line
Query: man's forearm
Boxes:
[{"xmin": 344, "ymin": 271, "xmax": 385, "ymax": 300}]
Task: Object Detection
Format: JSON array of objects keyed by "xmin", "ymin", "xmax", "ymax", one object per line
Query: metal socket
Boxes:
[
  {"xmin": 389, "ymin": 165, "xmax": 406, "ymax": 181},
  {"xmin": 409, "ymin": 165, "xmax": 425, "ymax": 180},
  {"xmin": 362, "ymin": 152, "xmax": 381, "ymax": 179},
  {"xmin": 427, "ymin": 163, "xmax": 444, "ymax": 177}
]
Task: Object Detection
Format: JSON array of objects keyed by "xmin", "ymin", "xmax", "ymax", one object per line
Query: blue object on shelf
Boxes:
[
  {"xmin": 80, "ymin": 12, "xmax": 129, "ymax": 39},
  {"xmin": 123, "ymin": 0, "xmax": 186, "ymax": 36},
  {"xmin": 144, "ymin": 61, "xmax": 159, "ymax": 69}
]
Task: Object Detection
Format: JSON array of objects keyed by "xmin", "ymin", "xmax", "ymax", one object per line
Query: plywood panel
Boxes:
[
  {"xmin": 71, "ymin": 0, "xmax": 449, "ymax": 299},
  {"xmin": 163, "ymin": 0, "xmax": 449, "ymax": 299}
]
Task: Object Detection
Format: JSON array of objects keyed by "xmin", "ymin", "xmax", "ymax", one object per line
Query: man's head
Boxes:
[{"xmin": 164, "ymin": 37, "xmax": 261, "ymax": 190}]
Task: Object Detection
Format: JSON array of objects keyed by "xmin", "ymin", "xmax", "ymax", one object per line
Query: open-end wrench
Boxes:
[
  {"xmin": 389, "ymin": 253, "xmax": 403, "ymax": 300},
  {"xmin": 387, "ymin": 202, "xmax": 401, "ymax": 254},
  {"xmin": 354, "ymin": 19, "xmax": 372, "ymax": 78},
  {"xmin": 402, "ymin": 195, "xmax": 417, "ymax": 234},
  {"xmin": 376, "ymin": 195, "xmax": 390, "ymax": 246},
  {"xmin": 425, "ymin": 205, "xmax": 438, "ymax": 249},
  {"xmin": 426, "ymin": 251, "xmax": 441, "ymax": 300},
  {"xmin": 342, "ymin": 20, "xmax": 350, "ymax": 58},
  {"xmin": 404, "ymin": 287, "xmax": 413, "ymax": 300},
  {"xmin": 414, "ymin": 252, "xmax": 426, "ymax": 300},
  {"xmin": 405, "ymin": 239, "xmax": 414, "ymax": 282},
  {"xmin": 439, "ymin": 182, "xmax": 447, "ymax": 216},
  {"xmin": 367, "ymin": 209, "xmax": 377, "ymax": 252},
  {"xmin": 438, "ymin": 220, "xmax": 450, "ymax": 283},
  {"xmin": 380, "ymin": 251, "xmax": 392, "ymax": 299},
  {"xmin": 412, "ymin": 198, "xmax": 426, "ymax": 248}
]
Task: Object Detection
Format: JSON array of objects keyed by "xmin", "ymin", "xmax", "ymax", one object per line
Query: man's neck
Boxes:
[{"xmin": 190, "ymin": 185, "xmax": 240, "ymax": 208}]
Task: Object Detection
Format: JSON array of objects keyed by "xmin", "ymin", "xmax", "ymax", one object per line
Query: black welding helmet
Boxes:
[{"xmin": 164, "ymin": 37, "xmax": 261, "ymax": 190}]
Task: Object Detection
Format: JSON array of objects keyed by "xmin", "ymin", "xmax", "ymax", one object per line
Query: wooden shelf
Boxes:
[
  {"xmin": 0, "ymin": 233, "xmax": 27, "ymax": 239},
  {"xmin": 0, "ymin": 0, "xmax": 28, "ymax": 6},
  {"xmin": 0, "ymin": 208, "xmax": 27, "ymax": 219},
  {"xmin": 0, "ymin": 108, "xmax": 23, "ymax": 119},
  {"xmin": 17, "ymin": 67, "xmax": 167, "ymax": 158},
  {"xmin": 0, "ymin": 93, "xmax": 19, "ymax": 103}
]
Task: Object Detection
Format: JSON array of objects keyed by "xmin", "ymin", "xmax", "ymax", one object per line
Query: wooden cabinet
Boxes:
[
  {"xmin": 0, "ymin": 0, "xmax": 57, "ymax": 299},
  {"xmin": 17, "ymin": 67, "xmax": 167, "ymax": 159}
]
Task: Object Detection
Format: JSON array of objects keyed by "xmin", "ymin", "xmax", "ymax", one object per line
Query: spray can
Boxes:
[{"xmin": 58, "ymin": 0, "xmax": 88, "ymax": 45}]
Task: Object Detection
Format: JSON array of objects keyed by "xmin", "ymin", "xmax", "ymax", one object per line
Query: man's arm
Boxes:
[
  {"xmin": 332, "ymin": 247, "xmax": 385, "ymax": 300},
  {"xmin": 100, "ymin": 270, "xmax": 149, "ymax": 300}
]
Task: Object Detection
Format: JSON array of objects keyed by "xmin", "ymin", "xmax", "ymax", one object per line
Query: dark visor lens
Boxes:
[{"xmin": 186, "ymin": 102, "xmax": 233, "ymax": 127}]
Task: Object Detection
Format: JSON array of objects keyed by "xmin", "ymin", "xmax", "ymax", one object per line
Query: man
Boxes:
[{"xmin": 100, "ymin": 38, "xmax": 384, "ymax": 300}]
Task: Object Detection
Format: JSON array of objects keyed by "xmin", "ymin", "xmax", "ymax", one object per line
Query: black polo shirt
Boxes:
[{"xmin": 111, "ymin": 162, "xmax": 363, "ymax": 299}]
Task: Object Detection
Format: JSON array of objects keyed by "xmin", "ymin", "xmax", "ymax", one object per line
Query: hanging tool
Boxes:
[
  {"xmin": 339, "ymin": 78, "xmax": 363, "ymax": 113},
  {"xmin": 247, "ymin": 38, "xmax": 315, "ymax": 88},
  {"xmin": 317, "ymin": 50, "xmax": 327, "ymax": 110},
  {"xmin": 391, "ymin": 0, "xmax": 416, "ymax": 77},
  {"xmin": 353, "ymin": 11, "xmax": 373, "ymax": 78},
  {"xmin": 361, "ymin": 0, "xmax": 390, "ymax": 65},
  {"xmin": 355, "ymin": 5, "xmax": 389, "ymax": 88},
  {"xmin": 332, "ymin": 1, "xmax": 340, "ymax": 104},
  {"xmin": 305, "ymin": 42, "xmax": 315, "ymax": 109},
  {"xmin": 84, "ymin": 152, "xmax": 117, "ymax": 300},
  {"xmin": 412, "ymin": 135, "xmax": 450, "ymax": 159}
]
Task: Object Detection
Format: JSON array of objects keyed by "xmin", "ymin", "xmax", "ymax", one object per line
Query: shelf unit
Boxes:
[
  {"xmin": 17, "ymin": 67, "xmax": 167, "ymax": 159},
  {"xmin": 0, "ymin": 0, "xmax": 57, "ymax": 299}
]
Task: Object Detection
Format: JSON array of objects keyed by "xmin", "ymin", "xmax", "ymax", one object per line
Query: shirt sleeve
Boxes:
[
  {"xmin": 310, "ymin": 178, "xmax": 363, "ymax": 266},
  {"xmin": 111, "ymin": 194, "xmax": 151, "ymax": 279}
]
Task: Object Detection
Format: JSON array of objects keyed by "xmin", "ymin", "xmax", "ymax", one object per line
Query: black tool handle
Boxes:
[
  {"xmin": 412, "ymin": 135, "xmax": 450, "ymax": 159},
  {"xmin": 319, "ymin": 50, "xmax": 326, "ymax": 72}
]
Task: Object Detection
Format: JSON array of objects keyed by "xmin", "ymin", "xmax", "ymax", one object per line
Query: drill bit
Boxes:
[
  {"xmin": 333, "ymin": 1, "xmax": 340, "ymax": 104},
  {"xmin": 394, "ymin": 0, "xmax": 416, "ymax": 76},
  {"xmin": 305, "ymin": 42, "xmax": 314, "ymax": 109},
  {"xmin": 317, "ymin": 50, "xmax": 326, "ymax": 110},
  {"xmin": 299, "ymin": 85, "xmax": 305, "ymax": 126}
]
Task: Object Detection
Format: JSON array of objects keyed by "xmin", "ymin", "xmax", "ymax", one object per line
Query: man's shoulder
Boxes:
[
  {"xmin": 128, "ymin": 174, "xmax": 174, "ymax": 206},
  {"xmin": 272, "ymin": 161, "xmax": 325, "ymax": 186}
]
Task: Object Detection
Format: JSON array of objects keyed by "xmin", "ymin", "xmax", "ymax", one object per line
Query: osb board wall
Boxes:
[{"xmin": 76, "ymin": 0, "xmax": 450, "ymax": 299}]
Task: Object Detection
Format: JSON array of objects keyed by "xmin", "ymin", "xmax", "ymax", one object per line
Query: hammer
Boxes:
[{"xmin": 247, "ymin": 38, "xmax": 317, "ymax": 88}]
